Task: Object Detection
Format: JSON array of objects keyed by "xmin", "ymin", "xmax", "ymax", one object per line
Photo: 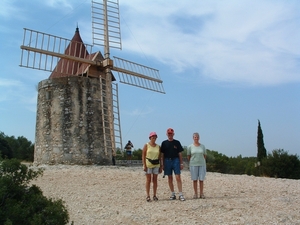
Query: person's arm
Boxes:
[
  {"xmin": 158, "ymin": 147, "xmax": 163, "ymax": 173},
  {"xmin": 178, "ymin": 141, "xmax": 184, "ymax": 169},
  {"xmin": 187, "ymin": 146, "xmax": 191, "ymax": 162},
  {"xmin": 160, "ymin": 142, "xmax": 164, "ymax": 168},
  {"xmin": 142, "ymin": 144, "xmax": 147, "ymax": 171},
  {"xmin": 161, "ymin": 152, "xmax": 165, "ymax": 171},
  {"xmin": 187, "ymin": 155, "xmax": 191, "ymax": 162},
  {"xmin": 179, "ymin": 152, "xmax": 184, "ymax": 169}
]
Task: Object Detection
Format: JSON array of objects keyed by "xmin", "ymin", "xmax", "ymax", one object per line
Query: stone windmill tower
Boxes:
[{"xmin": 20, "ymin": 0, "xmax": 165, "ymax": 165}]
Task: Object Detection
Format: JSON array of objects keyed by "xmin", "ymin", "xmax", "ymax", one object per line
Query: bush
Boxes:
[
  {"xmin": 261, "ymin": 149, "xmax": 300, "ymax": 179},
  {"xmin": 0, "ymin": 132, "xmax": 34, "ymax": 162},
  {"xmin": 132, "ymin": 149, "xmax": 142, "ymax": 160},
  {"xmin": 0, "ymin": 138, "xmax": 13, "ymax": 159},
  {"xmin": 0, "ymin": 158, "xmax": 70, "ymax": 225},
  {"xmin": 206, "ymin": 150, "xmax": 229, "ymax": 173}
]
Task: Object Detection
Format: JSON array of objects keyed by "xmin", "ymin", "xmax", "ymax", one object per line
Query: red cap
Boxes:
[
  {"xmin": 167, "ymin": 128, "xmax": 174, "ymax": 134},
  {"xmin": 149, "ymin": 132, "xmax": 157, "ymax": 138}
]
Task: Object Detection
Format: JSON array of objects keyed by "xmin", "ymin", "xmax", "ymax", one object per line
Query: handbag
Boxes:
[{"xmin": 146, "ymin": 158, "xmax": 160, "ymax": 165}]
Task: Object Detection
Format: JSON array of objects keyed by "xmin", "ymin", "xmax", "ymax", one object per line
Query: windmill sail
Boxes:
[
  {"xmin": 91, "ymin": 0, "xmax": 165, "ymax": 94},
  {"xmin": 113, "ymin": 56, "xmax": 165, "ymax": 93},
  {"xmin": 20, "ymin": 28, "xmax": 94, "ymax": 75},
  {"xmin": 92, "ymin": 0, "xmax": 122, "ymax": 50}
]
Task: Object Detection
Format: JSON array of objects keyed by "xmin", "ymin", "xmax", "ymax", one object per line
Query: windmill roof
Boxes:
[
  {"xmin": 49, "ymin": 27, "xmax": 88, "ymax": 78},
  {"xmin": 49, "ymin": 27, "xmax": 115, "ymax": 80}
]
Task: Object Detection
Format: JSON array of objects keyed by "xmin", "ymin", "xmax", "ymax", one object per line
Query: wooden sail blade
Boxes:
[
  {"xmin": 92, "ymin": 0, "xmax": 122, "ymax": 50},
  {"xmin": 113, "ymin": 56, "xmax": 165, "ymax": 94},
  {"xmin": 20, "ymin": 28, "xmax": 94, "ymax": 75}
]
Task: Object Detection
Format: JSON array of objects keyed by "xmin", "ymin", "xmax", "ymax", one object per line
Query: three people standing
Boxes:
[{"xmin": 142, "ymin": 129, "xmax": 206, "ymax": 201}]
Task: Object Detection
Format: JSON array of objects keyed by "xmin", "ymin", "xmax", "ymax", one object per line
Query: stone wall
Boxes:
[{"xmin": 35, "ymin": 76, "xmax": 112, "ymax": 165}]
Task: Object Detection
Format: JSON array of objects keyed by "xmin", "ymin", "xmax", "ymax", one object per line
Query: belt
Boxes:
[{"xmin": 165, "ymin": 157, "xmax": 178, "ymax": 160}]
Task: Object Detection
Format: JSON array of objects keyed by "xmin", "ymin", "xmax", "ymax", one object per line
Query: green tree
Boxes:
[
  {"xmin": 132, "ymin": 149, "xmax": 143, "ymax": 160},
  {"xmin": 227, "ymin": 156, "xmax": 257, "ymax": 175},
  {"xmin": 257, "ymin": 120, "xmax": 267, "ymax": 162},
  {"xmin": 0, "ymin": 132, "xmax": 34, "ymax": 162},
  {"xmin": 206, "ymin": 150, "xmax": 229, "ymax": 173},
  {"xmin": 0, "ymin": 135, "xmax": 13, "ymax": 159},
  {"xmin": 262, "ymin": 149, "xmax": 300, "ymax": 179},
  {"xmin": 115, "ymin": 147, "xmax": 125, "ymax": 160},
  {"xmin": 0, "ymin": 158, "xmax": 70, "ymax": 224}
]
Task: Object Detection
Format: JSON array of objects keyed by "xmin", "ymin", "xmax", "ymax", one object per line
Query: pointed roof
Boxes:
[
  {"xmin": 49, "ymin": 27, "xmax": 89, "ymax": 78},
  {"xmin": 49, "ymin": 27, "xmax": 116, "ymax": 81}
]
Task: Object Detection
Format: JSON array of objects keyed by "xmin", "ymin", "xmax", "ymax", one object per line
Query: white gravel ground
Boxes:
[{"xmin": 31, "ymin": 165, "xmax": 300, "ymax": 225}]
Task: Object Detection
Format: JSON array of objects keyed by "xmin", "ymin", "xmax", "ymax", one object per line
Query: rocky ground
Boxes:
[{"xmin": 31, "ymin": 165, "xmax": 300, "ymax": 225}]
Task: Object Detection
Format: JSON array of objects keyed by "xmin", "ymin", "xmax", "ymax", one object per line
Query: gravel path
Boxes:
[{"xmin": 31, "ymin": 165, "xmax": 300, "ymax": 225}]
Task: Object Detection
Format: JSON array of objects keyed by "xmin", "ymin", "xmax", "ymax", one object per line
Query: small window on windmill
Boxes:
[{"xmin": 45, "ymin": 90, "xmax": 51, "ymax": 100}]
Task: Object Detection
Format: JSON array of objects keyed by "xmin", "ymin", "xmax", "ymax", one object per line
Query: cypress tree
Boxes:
[{"xmin": 257, "ymin": 120, "xmax": 267, "ymax": 162}]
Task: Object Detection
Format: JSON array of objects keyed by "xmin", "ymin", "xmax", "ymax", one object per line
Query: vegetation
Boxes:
[
  {"xmin": 0, "ymin": 157, "xmax": 70, "ymax": 225},
  {"xmin": 115, "ymin": 146, "xmax": 300, "ymax": 179},
  {"xmin": 257, "ymin": 120, "xmax": 267, "ymax": 162},
  {"xmin": 0, "ymin": 137, "xmax": 12, "ymax": 159},
  {"xmin": 261, "ymin": 149, "xmax": 300, "ymax": 179},
  {"xmin": 206, "ymin": 150, "xmax": 229, "ymax": 173},
  {"xmin": 1, "ymin": 131, "xmax": 299, "ymax": 179},
  {"xmin": 0, "ymin": 132, "xmax": 34, "ymax": 162}
]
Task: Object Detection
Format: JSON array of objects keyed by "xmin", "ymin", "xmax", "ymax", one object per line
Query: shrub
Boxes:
[
  {"xmin": 0, "ymin": 158, "xmax": 70, "ymax": 225},
  {"xmin": 262, "ymin": 149, "xmax": 300, "ymax": 179},
  {"xmin": 0, "ymin": 138, "xmax": 13, "ymax": 159},
  {"xmin": 206, "ymin": 150, "xmax": 229, "ymax": 173}
]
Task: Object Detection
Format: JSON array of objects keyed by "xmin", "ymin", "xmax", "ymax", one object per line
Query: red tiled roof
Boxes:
[
  {"xmin": 49, "ymin": 27, "xmax": 115, "ymax": 81},
  {"xmin": 49, "ymin": 28, "xmax": 90, "ymax": 78}
]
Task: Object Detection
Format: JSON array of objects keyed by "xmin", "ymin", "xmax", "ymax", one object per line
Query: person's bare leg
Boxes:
[
  {"xmin": 145, "ymin": 174, "xmax": 151, "ymax": 197},
  {"xmin": 175, "ymin": 174, "xmax": 185, "ymax": 200},
  {"xmin": 153, "ymin": 174, "xmax": 158, "ymax": 197},
  {"xmin": 168, "ymin": 175, "xmax": 174, "ymax": 192},
  {"xmin": 193, "ymin": 180, "xmax": 198, "ymax": 197},
  {"xmin": 200, "ymin": 180, "xmax": 205, "ymax": 198},
  {"xmin": 175, "ymin": 174, "xmax": 183, "ymax": 192}
]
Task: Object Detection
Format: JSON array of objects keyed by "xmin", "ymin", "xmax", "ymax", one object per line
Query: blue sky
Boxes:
[{"xmin": 0, "ymin": 0, "xmax": 299, "ymax": 157}]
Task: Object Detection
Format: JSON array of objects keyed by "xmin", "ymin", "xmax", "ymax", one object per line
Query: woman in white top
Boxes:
[
  {"xmin": 142, "ymin": 132, "xmax": 162, "ymax": 202},
  {"xmin": 187, "ymin": 132, "xmax": 207, "ymax": 199}
]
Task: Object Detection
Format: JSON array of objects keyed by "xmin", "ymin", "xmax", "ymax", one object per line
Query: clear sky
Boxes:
[{"xmin": 0, "ymin": 0, "xmax": 299, "ymax": 157}]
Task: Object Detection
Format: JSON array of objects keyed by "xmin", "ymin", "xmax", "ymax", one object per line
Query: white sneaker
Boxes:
[{"xmin": 179, "ymin": 195, "xmax": 185, "ymax": 201}]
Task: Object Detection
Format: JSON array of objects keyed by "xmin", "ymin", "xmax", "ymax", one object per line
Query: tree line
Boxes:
[
  {"xmin": 0, "ymin": 132, "xmax": 34, "ymax": 162},
  {"xmin": 1, "ymin": 125, "xmax": 300, "ymax": 179},
  {"xmin": 116, "ymin": 147, "xmax": 300, "ymax": 179}
]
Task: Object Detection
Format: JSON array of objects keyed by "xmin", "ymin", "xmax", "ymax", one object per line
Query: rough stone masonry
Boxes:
[{"xmin": 34, "ymin": 76, "xmax": 112, "ymax": 165}]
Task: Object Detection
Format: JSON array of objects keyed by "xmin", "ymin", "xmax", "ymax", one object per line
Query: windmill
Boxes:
[{"xmin": 20, "ymin": 0, "xmax": 165, "ymax": 165}]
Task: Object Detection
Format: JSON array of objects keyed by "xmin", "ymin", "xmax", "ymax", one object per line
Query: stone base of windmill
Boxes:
[{"xmin": 34, "ymin": 76, "xmax": 113, "ymax": 165}]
